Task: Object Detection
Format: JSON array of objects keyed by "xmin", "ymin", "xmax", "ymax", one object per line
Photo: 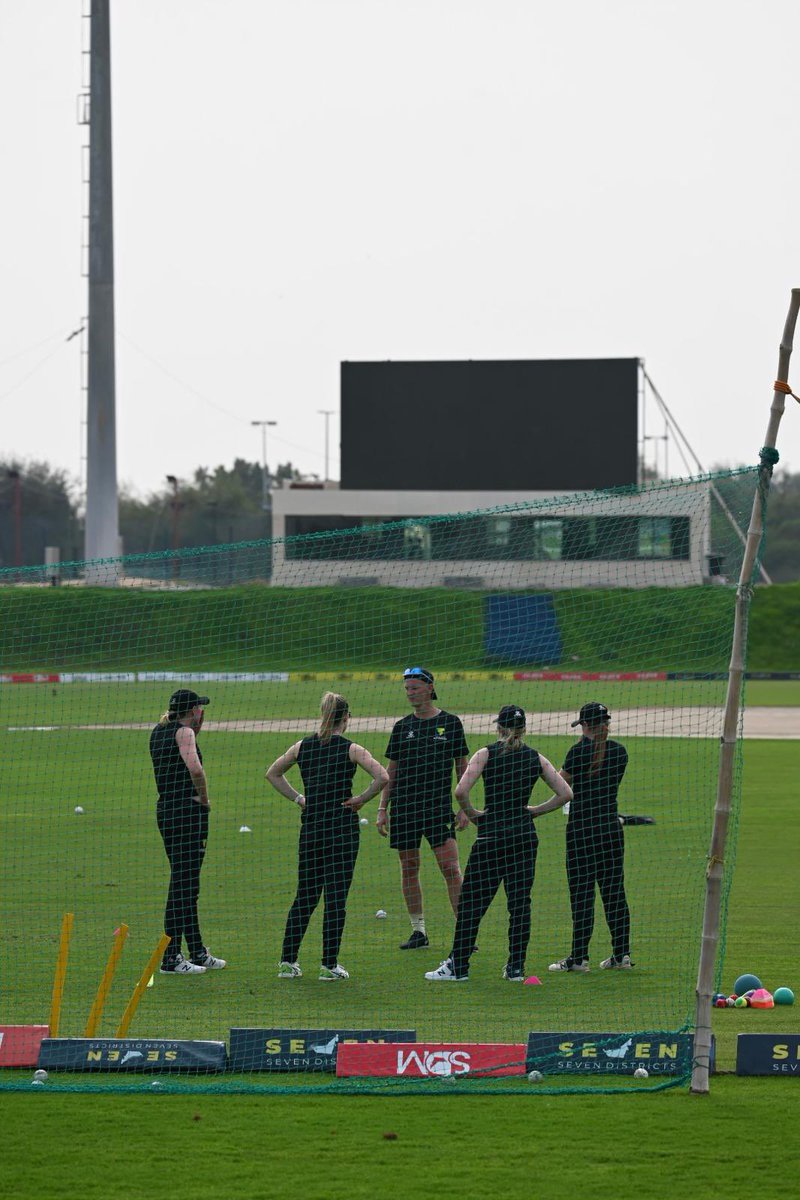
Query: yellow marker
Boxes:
[
  {"xmin": 84, "ymin": 924, "xmax": 129, "ymax": 1037},
  {"xmin": 49, "ymin": 912, "xmax": 75, "ymax": 1037},
  {"xmin": 115, "ymin": 934, "xmax": 171, "ymax": 1038}
]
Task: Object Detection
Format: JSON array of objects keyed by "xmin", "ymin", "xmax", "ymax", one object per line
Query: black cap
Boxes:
[
  {"xmin": 496, "ymin": 705, "xmax": 526, "ymax": 729},
  {"xmin": 403, "ymin": 666, "xmax": 437, "ymax": 700},
  {"xmin": 571, "ymin": 701, "xmax": 610, "ymax": 727},
  {"xmin": 169, "ymin": 688, "xmax": 210, "ymax": 716}
]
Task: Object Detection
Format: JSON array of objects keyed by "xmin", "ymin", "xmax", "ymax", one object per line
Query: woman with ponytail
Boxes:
[
  {"xmin": 533, "ymin": 702, "xmax": 633, "ymax": 973},
  {"xmin": 266, "ymin": 693, "xmax": 388, "ymax": 981},
  {"xmin": 424, "ymin": 705, "xmax": 571, "ymax": 983}
]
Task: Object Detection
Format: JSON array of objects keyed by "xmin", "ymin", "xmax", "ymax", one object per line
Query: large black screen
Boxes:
[{"xmin": 341, "ymin": 359, "xmax": 638, "ymax": 490}]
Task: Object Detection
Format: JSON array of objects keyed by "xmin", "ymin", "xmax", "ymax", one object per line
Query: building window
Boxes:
[{"xmin": 283, "ymin": 513, "xmax": 691, "ymax": 562}]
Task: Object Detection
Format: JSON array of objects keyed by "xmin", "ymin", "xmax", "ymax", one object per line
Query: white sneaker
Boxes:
[
  {"xmin": 502, "ymin": 965, "xmax": 525, "ymax": 982},
  {"xmin": 191, "ymin": 951, "xmax": 227, "ymax": 970},
  {"xmin": 600, "ymin": 954, "xmax": 634, "ymax": 969},
  {"xmin": 159, "ymin": 953, "xmax": 206, "ymax": 975},
  {"xmin": 319, "ymin": 964, "xmax": 350, "ymax": 981},
  {"xmin": 424, "ymin": 958, "xmax": 469, "ymax": 982},
  {"xmin": 548, "ymin": 957, "xmax": 590, "ymax": 973},
  {"xmin": 278, "ymin": 961, "xmax": 302, "ymax": 978}
]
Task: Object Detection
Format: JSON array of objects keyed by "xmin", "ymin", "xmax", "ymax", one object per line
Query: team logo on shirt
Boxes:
[
  {"xmin": 406, "ymin": 731, "xmax": 415, "ymax": 739},
  {"xmin": 433, "ymin": 726, "xmax": 448, "ymax": 742}
]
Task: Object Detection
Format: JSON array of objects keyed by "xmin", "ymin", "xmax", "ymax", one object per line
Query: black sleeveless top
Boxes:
[
  {"xmin": 478, "ymin": 742, "xmax": 542, "ymax": 838},
  {"xmin": 297, "ymin": 734, "xmax": 358, "ymax": 832},
  {"xmin": 149, "ymin": 720, "xmax": 202, "ymax": 809}
]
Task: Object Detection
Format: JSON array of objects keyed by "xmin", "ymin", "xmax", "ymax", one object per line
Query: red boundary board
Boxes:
[
  {"xmin": 0, "ymin": 1025, "xmax": 50, "ymax": 1067},
  {"xmin": 337, "ymin": 1042, "xmax": 527, "ymax": 1078}
]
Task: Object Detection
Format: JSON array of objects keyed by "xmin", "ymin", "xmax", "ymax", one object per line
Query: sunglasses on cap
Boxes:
[{"xmin": 403, "ymin": 667, "xmax": 434, "ymax": 684}]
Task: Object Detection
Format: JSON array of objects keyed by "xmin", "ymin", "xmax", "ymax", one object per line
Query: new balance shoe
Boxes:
[
  {"xmin": 399, "ymin": 931, "xmax": 429, "ymax": 950},
  {"xmin": 502, "ymin": 964, "xmax": 525, "ymax": 982},
  {"xmin": 319, "ymin": 964, "xmax": 350, "ymax": 981},
  {"xmin": 190, "ymin": 950, "xmax": 227, "ymax": 970},
  {"xmin": 278, "ymin": 961, "xmax": 302, "ymax": 978},
  {"xmin": 159, "ymin": 953, "xmax": 206, "ymax": 975},
  {"xmin": 600, "ymin": 954, "xmax": 634, "ymax": 969},
  {"xmin": 424, "ymin": 958, "xmax": 469, "ymax": 982},
  {"xmin": 548, "ymin": 956, "xmax": 590, "ymax": 973}
]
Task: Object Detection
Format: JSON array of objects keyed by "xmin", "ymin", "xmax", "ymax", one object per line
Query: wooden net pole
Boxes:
[{"xmin": 691, "ymin": 288, "xmax": 800, "ymax": 1094}]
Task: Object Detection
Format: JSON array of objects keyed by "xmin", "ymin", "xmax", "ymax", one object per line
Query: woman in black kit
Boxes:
[
  {"xmin": 535, "ymin": 701, "xmax": 633, "ymax": 973},
  {"xmin": 424, "ymin": 705, "xmax": 572, "ymax": 983},
  {"xmin": 266, "ymin": 692, "xmax": 388, "ymax": 981},
  {"xmin": 149, "ymin": 688, "xmax": 226, "ymax": 975}
]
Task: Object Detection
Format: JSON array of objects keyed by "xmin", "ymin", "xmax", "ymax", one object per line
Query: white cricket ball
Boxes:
[
  {"xmin": 633, "ymin": 1067, "xmax": 649, "ymax": 1079},
  {"xmin": 74, "ymin": 806, "xmax": 84, "ymax": 814},
  {"xmin": 31, "ymin": 1079, "xmax": 45, "ymax": 1087},
  {"xmin": 33, "ymin": 1069, "xmax": 48, "ymax": 1082},
  {"xmin": 528, "ymin": 1070, "xmax": 544, "ymax": 1083},
  {"xmin": 359, "ymin": 817, "xmax": 369, "ymax": 826},
  {"xmin": 375, "ymin": 909, "xmax": 387, "ymax": 919},
  {"xmin": 151, "ymin": 1079, "xmax": 163, "ymax": 1089}
]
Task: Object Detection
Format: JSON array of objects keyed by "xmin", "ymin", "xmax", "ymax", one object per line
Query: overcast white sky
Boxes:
[{"xmin": 1, "ymin": 0, "xmax": 799, "ymax": 498}]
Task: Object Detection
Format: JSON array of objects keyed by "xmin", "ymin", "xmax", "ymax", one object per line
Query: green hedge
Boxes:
[{"xmin": 1, "ymin": 582, "xmax": 796, "ymax": 672}]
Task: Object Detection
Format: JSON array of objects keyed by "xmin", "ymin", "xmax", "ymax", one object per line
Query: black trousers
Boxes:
[
  {"xmin": 157, "ymin": 802, "xmax": 208, "ymax": 961},
  {"xmin": 282, "ymin": 825, "xmax": 359, "ymax": 969},
  {"xmin": 566, "ymin": 819, "xmax": 630, "ymax": 962},
  {"xmin": 451, "ymin": 827, "xmax": 538, "ymax": 977}
]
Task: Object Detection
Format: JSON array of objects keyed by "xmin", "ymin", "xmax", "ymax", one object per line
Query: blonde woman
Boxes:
[
  {"xmin": 266, "ymin": 693, "xmax": 388, "ymax": 981},
  {"xmin": 425, "ymin": 705, "xmax": 572, "ymax": 983}
]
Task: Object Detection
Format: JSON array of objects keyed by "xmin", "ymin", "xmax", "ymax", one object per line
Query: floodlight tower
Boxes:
[{"xmin": 83, "ymin": 0, "xmax": 120, "ymax": 580}]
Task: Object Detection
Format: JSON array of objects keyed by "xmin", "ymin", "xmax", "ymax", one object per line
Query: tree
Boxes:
[
  {"xmin": 0, "ymin": 459, "xmax": 81, "ymax": 569},
  {"xmin": 118, "ymin": 459, "xmax": 303, "ymax": 557}
]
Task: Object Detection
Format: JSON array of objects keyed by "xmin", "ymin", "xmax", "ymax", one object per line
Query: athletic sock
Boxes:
[{"xmin": 410, "ymin": 915, "xmax": 426, "ymax": 935}]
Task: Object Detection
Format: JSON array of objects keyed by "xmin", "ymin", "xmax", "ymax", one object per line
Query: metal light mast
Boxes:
[{"xmin": 83, "ymin": 0, "xmax": 119, "ymax": 580}]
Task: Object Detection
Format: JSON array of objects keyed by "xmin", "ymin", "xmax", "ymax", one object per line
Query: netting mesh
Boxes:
[{"xmin": 0, "ymin": 469, "xmax": 761, "ymax": 1092}]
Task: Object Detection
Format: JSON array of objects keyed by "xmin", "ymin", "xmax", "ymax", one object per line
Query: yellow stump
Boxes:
[
  {"xmin": 84, "ymin": 924, "xmax": 129, "ymax": 1037},
  {"xmin": 115, "ymin": 934, "xmax": 171, "ymax": 1038},
  {"xmin": 49, "ymin": 912, "xmax": 75, "ymax": 1038}
]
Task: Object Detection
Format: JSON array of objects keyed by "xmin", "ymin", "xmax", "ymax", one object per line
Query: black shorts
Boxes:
[{"xmin": 389, "ymin": 803, "xmax": 456, "ymax": 852}]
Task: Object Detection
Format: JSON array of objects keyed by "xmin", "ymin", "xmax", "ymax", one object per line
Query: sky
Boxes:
[{"xmin": 1, "ymin": 0, "xmax": 800, "ymax": 499}]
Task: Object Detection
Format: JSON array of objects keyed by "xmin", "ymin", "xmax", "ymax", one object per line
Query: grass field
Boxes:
[
  {"xmin": 1, "ymin": 680, "xmax": 797, "ymax": 1061},
  {"xmin": 3, "ymin": 581, "xmax": 799, "ymax": 670},
  {"xmin": 2, "ymin": 669, "xmax": 799, "ymax": 1198}
]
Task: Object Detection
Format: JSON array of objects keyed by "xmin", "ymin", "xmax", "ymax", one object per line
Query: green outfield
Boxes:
[
  {"xmin": 1, "ymin": 735, "xmax": 799, "ymax": 1199},
  {"xmin": 3, "ymin": 676, "xmax": 799, "ymax": 727},
  {"xmin": 1, "ymin": 677, "xmax": 798, "ymax": 1079}
]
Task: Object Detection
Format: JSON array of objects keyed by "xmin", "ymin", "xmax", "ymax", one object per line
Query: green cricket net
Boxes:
[{"xmin": 0, "ymin": 468, "xmax": 765, "ymax": 1093}]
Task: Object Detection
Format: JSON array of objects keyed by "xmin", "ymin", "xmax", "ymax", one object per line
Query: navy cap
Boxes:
[
  {"xmin": 496, "ymin": 705, "xmax": 526, "ymax": 729},
  {"xmin": 169, "ymin": 688, "xmax": 210, "ymax": 716},
  {"xmin": 571, "ymin": 701, "xmax": 610, "ymax": 727}
]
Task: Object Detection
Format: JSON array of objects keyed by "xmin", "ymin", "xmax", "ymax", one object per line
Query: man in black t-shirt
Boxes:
[{"xmin": 377, "ymin": 667, "xmax": 469, "ymax": 949}]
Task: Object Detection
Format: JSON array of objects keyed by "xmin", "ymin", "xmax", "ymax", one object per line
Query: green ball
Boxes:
[
  {"xmin": 734, "ymin": 973, "xmax": 762, "ymax": 995},
  {"xmin": 774, "ymin": 987, "xmax": 795, "ymax": 1006},
  {"xmin": 734, "ymin": 996, "xmax": 748, "ymax": 1008}
]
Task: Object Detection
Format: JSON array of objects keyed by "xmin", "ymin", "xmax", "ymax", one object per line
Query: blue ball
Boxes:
[{"xmin": 734, "ymin": 973, "xmax": 762, "ymax": 996}]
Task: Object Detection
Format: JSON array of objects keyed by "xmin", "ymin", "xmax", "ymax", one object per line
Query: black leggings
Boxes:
[
  {"xmin": 566, "ymin": 820, "xmax": 630, "ymax": 962},
  {"xmin": 282, "ymin": 826, "xmax": 359, "ymax": 969},
  {"xmin": 157, "ymin": 803, "xmax": 208, "ymax": 961},
  {"xmin": 451, "ymin": 829, "xmax": 538, "ymax": 976}
]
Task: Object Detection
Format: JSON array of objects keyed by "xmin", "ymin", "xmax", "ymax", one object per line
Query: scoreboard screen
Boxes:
[{"xmin": 341, "ymin": 359, "xmax": 639, "ymax": 490}]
